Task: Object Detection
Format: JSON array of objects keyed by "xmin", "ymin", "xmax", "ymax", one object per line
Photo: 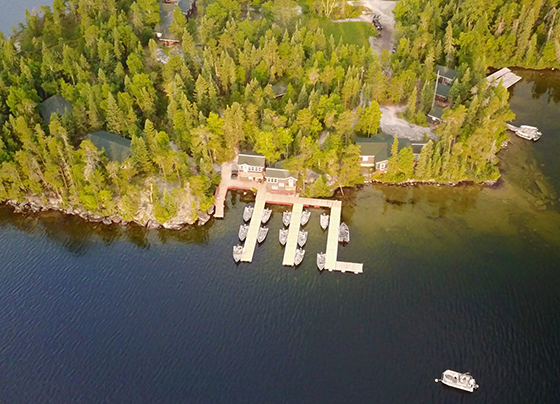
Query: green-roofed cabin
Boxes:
[
  {"xmin": 237, "ymin": 152, "xmax": 266, "ymax": 182},
  {"xmin": 154, "ymin": 3, "xmax": 180, "ymax": 45},
  {"xmin": 428, "ymin": 106, "xmax": 444, "ymax": 124},
  {"xmin": 265, "ymin": 167, "xmax": 297, "ymax": 195},
  {"xmin": 86, "ymin": 131, "xmax": 131, "ymax": 163},
  {"xmin": 271, "ymin": 83, "xmax": 288, "ymax": 98},
  {"xmin": 435, "ymin": 82, "xmax": 451, "ymax": 103},
  {"xmin": 155, "ymin": 0, "xmax": 197, "ymax": 45},
  {"xmin": 356, "ymin": 138, "xmax": 390, "ymax": 172},
  {"xmin": 39, "ymin": 95, "xmax": 73, "ymax": 126},
  {"xmin": 436, "ymin": 65, "xmax": 457, "ymax": 85}
]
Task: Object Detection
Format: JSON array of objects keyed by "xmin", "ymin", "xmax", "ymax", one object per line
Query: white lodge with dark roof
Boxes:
[
  {"xmin": 237, "ymin": 153, "xmax": 266, "ymax": 181},
  {"xmin": 265, "ymin": 168, "xmax": 297, "ymax": 195}
]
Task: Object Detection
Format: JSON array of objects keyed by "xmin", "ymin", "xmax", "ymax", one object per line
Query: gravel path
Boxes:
[{"xmin": 380, "ymin": 105, "xmax": 437, "ymax": 142}]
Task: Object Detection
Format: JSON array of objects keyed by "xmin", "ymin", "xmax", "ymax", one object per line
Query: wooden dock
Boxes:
[
  {"xmin": 240, "ymin": 194, "xmax": 266, "ymax": 262},
  {"xmin": 282, "ymin": 203, "xmax": 303, "ymax": 266},
  {"xmin": 325, "ymin": 205, "xmax": 341, "ymax": 269},
  {"xmin": 329, "ymin": 261, "xmax": 363, "ymax": 274},
  {"xmin": 487, "ymin": 68, "xmax": 522, "ymax": 89},
  {"xmin": 213, "ymin": 164, "xmax": 364, "ymax": 272}
]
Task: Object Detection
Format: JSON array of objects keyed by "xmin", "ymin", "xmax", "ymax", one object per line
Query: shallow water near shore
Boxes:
[{"xmin": 2, "ymin": 4, "xmax": 560, "ymax": 401}]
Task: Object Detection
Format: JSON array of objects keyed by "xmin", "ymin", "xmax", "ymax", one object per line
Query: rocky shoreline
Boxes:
[{"xmin": 3, "ymin": 196, "xmax": 213, "ymax": 230}]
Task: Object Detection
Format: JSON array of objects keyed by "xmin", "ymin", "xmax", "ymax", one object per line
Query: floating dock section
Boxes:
[{"xmin": 486, "ymin": 68, "xmax": 522, "ymax": 89}]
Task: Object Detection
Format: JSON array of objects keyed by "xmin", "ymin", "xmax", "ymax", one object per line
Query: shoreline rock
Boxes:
[{"xmin": 2, "ymin": 196, "xmax": 200, "ymax": 230}]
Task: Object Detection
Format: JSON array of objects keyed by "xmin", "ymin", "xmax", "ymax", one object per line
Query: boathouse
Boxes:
[
  {"xmin": 237, "ymin": 153, "xmax": 266, "ymax": 182},
  {"xmin": 86, "ymin": 131, "xmax": 132, "ymax": 163},
  {"xmin": 265, "ymin": 167, "xmax": 297, "ymax": 195},
  {"xmin": 39, "ymin": 95, "xmax": 73, "ymax": 125}
]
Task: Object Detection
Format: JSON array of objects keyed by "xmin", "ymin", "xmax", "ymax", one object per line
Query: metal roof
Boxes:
[
  {"xmin": 435, "ymin": 82, "xmax": 451, "ymax": 98},
  {"xmin": 154, "ymin": 3, "xmax": 178, "ymax": 41},
  {"xmin": 86, "ymin": 131, "xmax": 131, "ymax": 162},
  {"xmin": 39, "ymin": 95, "xmax": 73, "ymax": 125},
  {"xmin": 271, "ymin": 83, "xmax": 288, "ymax": 97},
  {"xmin": 265, "ymin": 167, "xmax": 297, "ymax": 179},
  {"xmin": 238, "ymin": 153, "xmax": 266, "ymax": 167},
  {"xmin": 437, "ymin": 65, "xmax": 457, "ymax": 80},
  {"xmin": 428, "ymin": 106, "xmax": 444, "ymax": 120},
  {"xmin": 356, "ymin": 138, "xmax": 389, "ymax": 162}
]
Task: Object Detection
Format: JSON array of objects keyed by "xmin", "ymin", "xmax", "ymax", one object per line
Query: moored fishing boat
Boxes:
[
  {"xmin": 320, "ymin": 213, "xmax": 329, "ymax": 230},
  {"xmin": 435, "ymin": 370, "xmax": 479, "ymax": 393},
  {"xmin": 338, "ymin": 222, "xmax": 350, "ymax": 243},
  {"xmin": 233, "ymin": 245, "xmax": 244, "ymax": 262},
  {"xmin": 279, "ymin": 228, "xmax": 288, "ymax": 246},
  {"xmin": 243, "ymin": 205, "xmax": 254, "ymax": 222},
  {"xmin": 257, "ymin": 226, "xmax": 269, "ymax": 243},
  {"xmin": 294, "ymin": 248, "xmax": 305, "ymax": 266},
  {"xmin": 297, "ymin": 230, "xmax": 308, "ymax": 247},
  {"xmin": 261, "ymin": 208, "xmax": 272, "ymax": 224},
  {"xmin": 283, "ymin": 210, "xmax": 292, "ymax": 226},
  {"xmin": 300, "ymin": 210, "xmax": 311, "ymax": 226},
  {"xmin": 516, "ymin": 125, "xmax": 542, "ymax": 141},
  {"xmin": 316, "ymin": 252, "xmax": 326, "ymax": 270},
  {"xmin": 238, "ymin": 224, "xmax": 249, "ymax": 241}
]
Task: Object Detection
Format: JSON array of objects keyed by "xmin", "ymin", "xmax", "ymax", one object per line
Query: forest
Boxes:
[{"xmin": 0, "ymin": 0, "xmax": 558, "ymax": 225}]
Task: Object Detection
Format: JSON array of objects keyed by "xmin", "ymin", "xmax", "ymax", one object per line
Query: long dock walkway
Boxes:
[
  {"xmin": 325, "ymin": 205, "xmax": 341, "ymax": 269},
  {"xmin": 282, "ymin": 203, "xmax": 303, "ymax": 266},
  {"xmin": 240, "ymin": 193, "xmax": 266, "ymax": 262}
]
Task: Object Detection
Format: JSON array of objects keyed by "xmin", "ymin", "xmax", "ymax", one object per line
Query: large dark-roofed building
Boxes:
[
  {"xmin": 39, "ymin": 95, "xmax": 73, "ymax": 125},
  {"xmin": 86, "ymin": 131, "xmax": 131, "ymax": 162}
]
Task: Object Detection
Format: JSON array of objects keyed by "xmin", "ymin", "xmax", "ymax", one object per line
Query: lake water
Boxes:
[{"xmin": 2, "ymin": 5, "xmax": 560, "ymax": 404}]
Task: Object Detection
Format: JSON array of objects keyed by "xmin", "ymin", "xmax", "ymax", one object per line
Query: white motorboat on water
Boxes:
[
  {"xmin": 300, "ymin": 210, "xmax": 311, "ymax": 226},
  {"xmin": 320, "ymin": 213, "xmax": 329, "ymax": 230},
  {"xmin": 279, "ymin": 228, "xmax": 288, "ymax": 245},
  {"xmin": 238, "ymin": 224, "xmax": 249, "ymax": 241},
  {"xmin": 283, "ymin": 211, "xmax": 292, "ymax": 227},
  {"xmin": 257, "ymin": 226, "xmax": 269, "ymax": 243},
  {"xmin": 233, "ymin": 245, "xmax": 244, "ymax": 262},
  {"xmin": 435, "ymin": 370, "xmax": 479, "ymax": 393},
  {"xmin": 261, "ymin": 208, "xmax": 272, "ymax": 224},
  {"xmin": 338, "ymin": 222, "xmax": 350, "ymax": 243},
  {"xmin": 243, "ymin": 205, "xmax": 254, "ymax": 222},
  {"xmin": 294, "ymin": 248, "xmax": 305, "ymax": 265},
  {"xmin": 297, "ymin": 230, "xmax": 308, "ymax": 247},
  {"xmin": 316, "ymin": 252, "xmax": 326, "ymax": 270},
  {"xmin": 507, "ymin": 123, "xmax": 542, "ymax": 141}
]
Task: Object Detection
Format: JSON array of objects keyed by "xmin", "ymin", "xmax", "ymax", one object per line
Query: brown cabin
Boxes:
[{"xmin": 265, "ymin": 168, "xmax": 297, "ymax": 195}]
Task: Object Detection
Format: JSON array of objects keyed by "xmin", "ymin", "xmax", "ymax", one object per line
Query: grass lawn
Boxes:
[{"xmin": 318, "ymin": 18, "xmax": 377, "ymax": 48}]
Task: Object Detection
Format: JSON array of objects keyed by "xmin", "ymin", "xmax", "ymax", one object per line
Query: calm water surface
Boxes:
[{"xmin": 1, "ymin": 5, "xmax": 560, "ymax": 403}]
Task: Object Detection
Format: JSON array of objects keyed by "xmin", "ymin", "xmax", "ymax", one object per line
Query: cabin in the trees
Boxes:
[
  {"xmin": 428, "ymin": 105, "xmax": 444, "ymax": 124},
  {"xmin": 39, "ymin": 95, "xmax": 73, "ymax": 125},
  {"xmin": 86, "ymin": 131, "xmax": 132, "ymax": 163},
  {"xmin": 435, "ymin": 81, "xmax": 451, "ymax": 104},
  {"xmin": 412, "ymin": 142, "xmax": 428, "ymax": 160},
  {"xmin": 356, "ymin": 138, "xmax": 390, "ymax": 172},
  {"xmin": 265, "ymin": 167, "xmax": 297, "ymax": 195},
  {"xmin": 236, "ymin": 153, "xmax": 266, "ymax": 182},
  {"xmin": 271, "ymin": 83, "xmax": 288, "ymax": 99},
  {"xmin": 155, "ymin": 3, "xmax": 180, "ymax": 45},
  {"xmin": 436, "ymin": 65, "xmax": 457, "ymax": 86}
]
